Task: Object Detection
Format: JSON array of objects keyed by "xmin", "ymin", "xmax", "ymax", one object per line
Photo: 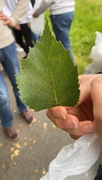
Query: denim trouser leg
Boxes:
[
  {"xmin": 1, "ymin": 42, "xmax": 27, "ymax": 113},
  {"xmin": 0, "ymin": 72, "xmax": 13, "ymax": 128},
  {"xmin": 31, "ymin": 31, "xmax": 40, "ymax": 43},
  {"xmin": 50, "ymin": 12, "xmax": 74, "ymax": 62}
]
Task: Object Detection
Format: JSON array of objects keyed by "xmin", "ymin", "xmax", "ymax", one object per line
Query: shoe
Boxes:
[
  {"xmin": 4, "ymin": 127, "xmax": 19, "ymax": 141},
  {"xmin": 29, "ymin": 42, "xmax": 34, "ymax": 48},
  {"xmin": 22, "ymin": 54, "xmax": 28, "ymax": 59},
  {"xmin": 21, "ymin": 109, "xmax": 34, "ymax": 123},
  {"xmin": 16, "ymin": 47, "xmax": 24, "ymax": 53}
]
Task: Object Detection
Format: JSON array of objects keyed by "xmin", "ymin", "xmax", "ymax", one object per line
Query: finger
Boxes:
[
  {"xmin": 3, "ymin": 20, "xmax": 10, "ymax": 25},
  {"xmin": 47, "ymin": 106, "xmax": 68, "ymax": 121},
  {"xmin": 52, "ymin": 117, "xmax": 79, "ymax": 131},
  {"xmin": 47, "ymin": 106, "xmax": 79, "ymax": 130},
  {"xmin": 91, "ymin": 75, "xmax": 102, "ymax": 138},
  {"xmin": 0, "ymin": 13, "xmax": 5, "ymax": 17},
  {"xmin": 0, "ymin": 16, "xmax": 7, "ymax": 20},
  {"xmin": 67, "ymin": 120, "xmax": 94, "ymax": 138},
  {"xmin": 0, "ymin": 16, "xmax": 9, "ymax": 24}
]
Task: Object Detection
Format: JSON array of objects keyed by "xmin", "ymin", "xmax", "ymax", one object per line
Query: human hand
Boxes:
[
  {"xmin": 0, "ymin": 12, "xmax": 13, "ymax": 26},
  {"xmin": 14, "ymin": 24, "xmax": 21, "ymax": 30},
  {"xmin": 27, "ymin": 23, "xmax": 31, "ymax": 28},
  {"xmin": 33, "ymin": 12, "xmax": 39, "ymax": 18},
  {"xmin": 47, "ymin": 106, "xmax": 94, "ymax": 139},
  {"xmin": 47, "ymin": 74, "xmax": 102, "ymax": 139}
]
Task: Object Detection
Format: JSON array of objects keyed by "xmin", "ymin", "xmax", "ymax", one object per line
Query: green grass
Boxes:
[
  {"xmin": 70, "ymin": 0, "xmax": 102, "ymax": 74},
  {"xmin": 45, "ymin": 0, "xmax": 102, "ymax": 74}
]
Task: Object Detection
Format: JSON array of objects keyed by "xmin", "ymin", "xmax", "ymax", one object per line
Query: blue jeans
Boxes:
[
  {"xmin": 0, "ymin": 42, "xmax": 27, "ymax": 128},
  {"xmin": 31, "ymin": 31, "xmax": 40, "ymax": 43},
  {"xmin": 50, "ymin": 12, "xmax": 74, "ymax": 62}
]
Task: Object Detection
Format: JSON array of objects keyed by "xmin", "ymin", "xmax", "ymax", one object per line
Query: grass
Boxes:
[
  {"xmin": 70, "ymin": 0, "xmax": 102, "ymax": 74},
  {"xmin": 45, "ymin": 0, "xmax": 102, "ymax": 74}
]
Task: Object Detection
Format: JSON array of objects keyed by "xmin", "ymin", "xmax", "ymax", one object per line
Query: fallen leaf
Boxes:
[
  {"xmin": 13, "ymin": 150, "xmax": 20, "ymax": 156},
  {"xmin": 24, "ymin": 137, "xmax": 28, "ymax": 140},
  {"xmin": 43, "ymin": 123, "xmax": 48, "ymax": 129},
  {"xmin": 13, "ymin": 162, "xmax": 17, "ymax": 166},
  {"xmin": 42, "ymin": 168, "xmax": 46, "ymax": 175},
  {"xmin": 32, "ymin": 140, "xmax": 36, "ymax": 144},
  {"xmin": 11, "ymin": 154, "xmax": 15, "ymax": 160},
  {"xmin": 0, "ymin": 143, "xmax": 2, "ymax": 147},
  {"xmin": 10, "ymin": 147, "xmax": 14, "ymax": 152},
  {"xmin": 52, "ymin": 124, "xmax": 56, "ymax": 128},
  {"xmin": 15, "ymin": 143, "xmax": 21, "ymax": 149},
  {"xmin": 34, "ymin": 169, "xmax": 38, "ymax": 174},
  {"xmin": 24, "ymin": 142, "xmax": 28, "ymax": 146}
]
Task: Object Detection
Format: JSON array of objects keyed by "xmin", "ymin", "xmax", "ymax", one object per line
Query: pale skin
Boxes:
[
  {"xmin": 47, "ymin": 74, "xmax": 102, "ymax": 139},
  {"xmin": 0, "ymin": 12, "xmax": 22, "ymax": 30},
  {"xmin": 33, "ymin": 12, "xmax": 39, "ymax": 18},
  {"xmin": 0, "ymin": 11, "xmax": 13, "ymax": 26},
  {"xmin": 0, "ymin": 12, "xmax": 31, "ymax": 29},
  {"xmin": 14, "ymin": 23, "xmax": 31, "ymax": 30}
]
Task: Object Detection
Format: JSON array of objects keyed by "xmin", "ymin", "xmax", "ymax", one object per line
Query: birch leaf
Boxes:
[{"xmin": 17, "ymin": 22, "xmax": 80, "ymax": 111}]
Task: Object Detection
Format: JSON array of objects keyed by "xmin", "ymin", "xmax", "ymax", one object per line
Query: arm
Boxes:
[
  {"xmin": 10, "ymin": 0, "xmax": 30, "ymax": 26},
  {"xmin": 0, "ymin": 0, "xmax": 30, "ymax": 26},
  {"xmin": 33, "ymin": 0, "xmax": 52, "ymax": 17}
]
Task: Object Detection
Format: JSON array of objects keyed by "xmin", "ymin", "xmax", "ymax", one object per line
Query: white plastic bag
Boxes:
[
  {"xmin": 31, "ymin": 0, "xmax": 44, "ymax": 36},
  {"xmin": 84, "ymin": 31, "xmax": 102, "ymax": 74},
  {"xmin": 90, "ymin": 31, "xmax": 102, "ymax": 61},
  {"xmin": 41, "ymin": 134, "xmax": 100, "ymax": 180}
]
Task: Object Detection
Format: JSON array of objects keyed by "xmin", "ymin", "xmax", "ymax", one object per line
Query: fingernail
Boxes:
[
  {"xmin": 71, "ymin": 120, "xmax": 78, "ymax": 129},
  {"xmin": 83, "ymin": 124, "xmax": 93, "ymax": 133},
  {"xmin": 61, "ymin": 113, "xmax": 66, "ymax": 120}
]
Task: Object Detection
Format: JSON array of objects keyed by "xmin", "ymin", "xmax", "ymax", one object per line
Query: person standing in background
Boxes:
[
  {"xmin": 30, "ymin": 0, "xmax": 41, "ymax": 43},
  {"xmin": 3, "ymin": 0, "xmax": 34, "ymax": 59},
  {"xmin": 0, "ymin": 0, "xmax": 34, "ymax": 141},
  {"xmin": 33, "ymin": 0, "xmax": 75, "ymax": 62}
]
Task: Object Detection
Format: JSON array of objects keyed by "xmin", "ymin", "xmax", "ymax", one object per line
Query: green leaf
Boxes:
[{"xmin": 17, "ymin": 22, "xmax": 80, "ymax": 111}]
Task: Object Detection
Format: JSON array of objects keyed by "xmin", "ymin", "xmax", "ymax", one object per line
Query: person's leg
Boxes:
[
  {"xmin": 13, "ymin": 28, "xmax": 29, "ymax": 54},
  {"xmin": 0, "ymin": 71, "xmax": 13, "ymax": 128},
  {"xmin": 31, "ymin": 31, "xmax": 40, "ymax": 43},
  {"xmin": 0, "ymin": 51, "xmax": 19, "ymax": 140},
  {"xmin": 21, "ymin": 24, "xmax": 34, "ymax": 48},
  {"xmin": 2, "ymin": 42, "xmax": 34, "ymax": 123},
  {"xmin": 50, "ymin": 12, "xmax": 74, "ymax": 62},
  {"xmin": 2, "ymin": 42, "xmax": 27, "ymax": 112},
  {"xmin": 31, "ymin": 0, "xmax": 35, "ymax": 7}
]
